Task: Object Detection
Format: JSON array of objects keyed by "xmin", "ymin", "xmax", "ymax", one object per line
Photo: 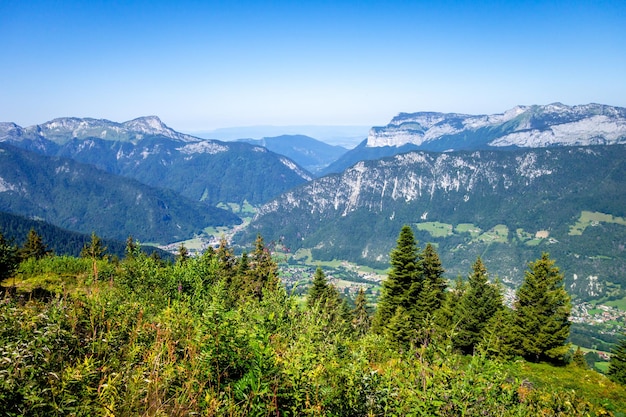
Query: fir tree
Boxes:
[
  {"xmin": 19, "ymin": 228, "xmax": 51, "ymax": 261},
  {"xmin": 373, "ymin": 225, "xmax": 421, "ymax": 332},
  {"xmin": 420, "ymin": 243, "xmax": 447, "ymax": 311},
  {"xmin": 307, "ymin": 266, "xmax": 330, "ymax": 308},
  {"xmin": 454, "ymin": 257, "xmax": 503, "ymax": 355},
  {"xmin": 177, "ymin": 243, "xmax": 189, "ymax": 265},
  {"xmin": 246, "ymin": 234, "xmax": 279, "ymax": 299},
  {"xmin": 572, "ymin": 347, "xmax": 588, "ymax": 369},
  {"xmin": 352, "ymin": 287, "xmax": 371, "ymax": 336},
  {"xmin": 608, "ymin": 333, "xmax": 626, "ymax": 385},
  {"xmin": 125, "ymin": 235, "xmax": 139, "ymax": 259},
  {"xmin": 513, "ymin": 253, "xmax": 571, "ymax": 363},
  {"xmin": 0, "ymin": 231, "xmax": 18, "ymax": 281}
]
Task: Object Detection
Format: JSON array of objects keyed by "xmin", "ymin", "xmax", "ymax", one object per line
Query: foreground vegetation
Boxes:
[{"xmin": 1, "ymin": 228, "xmax": 626, "ymax": 416}]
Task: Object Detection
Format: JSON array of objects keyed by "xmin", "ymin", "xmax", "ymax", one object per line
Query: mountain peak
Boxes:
[{"xmin": 365, "ymin": 103, "xmax": 626, "ymax": 149}]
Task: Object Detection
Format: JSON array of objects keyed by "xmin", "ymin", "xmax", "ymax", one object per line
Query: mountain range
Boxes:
[
  {"xmin": 1, "ymin": 103, "xmax": 625, "ymax": 305},
  {"xmin": 240, "ymin": 144, "xmax": 626, "ymax": 301},
  {"xmin": 323, "ymin": 103, "xmax": 626, "ymax": 174},
  {"xmin": 0, "ymin": 116, "xmax": 311, "ymax": 206}
]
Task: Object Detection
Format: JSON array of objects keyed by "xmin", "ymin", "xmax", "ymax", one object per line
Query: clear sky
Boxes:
[{"xmin": 1, "ymin": 0, "xmax": 625, "ymax": 132}]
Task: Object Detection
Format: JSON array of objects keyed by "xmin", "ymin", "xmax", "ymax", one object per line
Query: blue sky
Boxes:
[{"xmin": 1, "ymin": 0, "xmax": 625, "ymax": 132}]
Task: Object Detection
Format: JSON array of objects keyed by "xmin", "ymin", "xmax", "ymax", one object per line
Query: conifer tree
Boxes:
[
  {"xmin": 352, "ymin": 287, "xmax": 371, "ymax": 336},
  {"xmin": 373, "ymin": 225, "xmax": 421, "ymax": 332},
  {"xmin": 19, "ymin": 228, "xmax": 51, "ymax": 261},
  {"xmin": 307, "ymin": 266, "xmax": 330, "ymax": 308},
  {"xmin": 454, "ymin": 257, "xmax": 503, "ymax": 355},
  {"xmin": 572, "ymin": 347, "xmax": 588, "ymax": 369},
  {"xmin": 177, "ymin": 243, "xmax": 189, "ymax": 265},
  {"xmin": 0, "ymin": 231, "xmax": 18, "ymax": 281},
  {"xmin": 421, "ymin": 243, "xmax": 446, "ymax": 307},
  {"xmin": 608, "ymin": 333, "xmax": 626, "ymax": 385},
  {"xmin": 414, "ymin": 243, "xmax": 447, "ymax": 320},
  {"xmin": 125, "ymin": 235, "xmax": 138, "ymax": 259},
  {"xmin": 81, "ymin": 232, "xmax": 107, "ymax": 281},
  {"xmin": 513, "ymin": 253, "xmax": 571, "ymax": 363},
  {"xmin": 246, "ymin": 234, "xmax": 279, "ymax": 299}
]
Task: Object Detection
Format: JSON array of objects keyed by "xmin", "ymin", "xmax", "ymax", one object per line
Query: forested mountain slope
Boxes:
[
  {"xmin": 0, "ymin": 143, "xmax": 240, "ymax": 243},
  {"xmin": 241, "ymin": 145, "xmax": 626, "ymax": 301}
]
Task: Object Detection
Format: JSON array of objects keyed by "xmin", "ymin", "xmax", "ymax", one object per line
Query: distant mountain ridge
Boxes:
[
  {"xmin": 323, "ymin": 103, "xmax": 626, "ymax": 174},
  {"xmin": 237, "ymin": 135, "xmax": 347, "ymax": 174},
  {"xmin": 1, "ymin": 116, "xmax": 198, "ymax": 144},
  {"xmin": 0, "ymin": 117, "xmax": 312, "ymax": 206}
]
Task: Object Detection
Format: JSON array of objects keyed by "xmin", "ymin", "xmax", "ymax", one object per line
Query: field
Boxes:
[{"xmin": 569, "ymin": 211, "xmax": 626, "ymax": 236}]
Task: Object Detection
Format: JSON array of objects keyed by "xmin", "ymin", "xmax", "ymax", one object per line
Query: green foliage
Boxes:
[
  {"xmin": 514, "ymin": 253, "xmax": 572, "ymax": 363},
  {"xmin": 0, "ymin": 230, "xmax": 18, "ymax": 281},
  {"xmin": 0, "ymin": 234, "xmax": 619, "ymax": 416},
  {"xmin": 18, "ymin": 228, "xmax": 52, "ymax": 261},
  {"xmin": 454, "ymin": 257, "xmax": 503, "ymax": 354},
  {"xmin": 608, "ymin": 333, "xmax": 626, "ymax": 385},
  {"xmin": 372, "ymin": 224, "xmax": 421, "ymax": 332}
]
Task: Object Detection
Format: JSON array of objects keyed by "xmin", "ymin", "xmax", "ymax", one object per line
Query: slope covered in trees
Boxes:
[{"xmin": 1, "ymin": 228, "xmax": 625, "ymax": 415}]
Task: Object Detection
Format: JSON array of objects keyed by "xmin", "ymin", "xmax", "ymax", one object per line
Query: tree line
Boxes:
[{"xmin": 1, "ymin": 225, "xmax": 626, "ymax": 415}]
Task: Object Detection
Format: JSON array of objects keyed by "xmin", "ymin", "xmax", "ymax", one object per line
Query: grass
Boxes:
[
  {"xmin": 415, "ymin": 221, "xmax": 454, "ymax": 237},
  {"xmin": 477, "ymin": 224, "xmax": 509, "ymax": 243},
  {"xmin": 456, "ymin": 223, "xmax": 482, "ymax": 237},
  {"xmin": 569, "ymin": 211, "xmax": 626, "ymax": 236},
  {"xmin": 605, "ymin": 296, "xmax": 626, "ymax": 311},
  {"xmin": 515, "ymin": 361, "xmax": 626, "ymax": 416}
]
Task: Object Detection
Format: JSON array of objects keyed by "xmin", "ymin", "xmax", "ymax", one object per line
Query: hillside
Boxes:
[
  {"xmin": 0, "ymin": 211, "xmax": 170, "ymax": 259},
  {"xmin": 0, "ymin": 117, "xmax": 312, "ymax": 205},
  {"xmin": 240, "ymin": 145, "xmax": 626, "ymax": 301},
  {"xmin": 0, "ymin": 143, "xmax": 240, "ymax": 243}
]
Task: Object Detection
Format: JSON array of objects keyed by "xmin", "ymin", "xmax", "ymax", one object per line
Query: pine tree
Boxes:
[
  {"xmin": 125, "ymin": 235, "xmax": 139, "ymax": 259},
  {"xmin": 0, "ymin": 231, "xmax": 18, "ymax": 281},
  {"xmin": 373, "ymin": 225, "xmax": 421, "ymax": 332},
  {"xmin": 414, "ymin": 244, "xmax": 447, "ymax": 321},
  {"xmin": 572, "ymin": 347, "xmax": 588, "ymax": 369},
  {"xmin": 177, "ymin": 243, "xmax": 189, "ymax": 265},
  {"xmin": 421, "ymin": 243, "xmax": 446, "ymax": 308},
  {"xmin": 352, "ymin": 287, "xmax": 371, "ymax": 336},
  {"xmin": 308, "ymin": 266, "xmax": 330, "ymax": 308},
  {"xmin": 513, "ymin": 253, "xmax": 571, "ymax": 363},
  {"xmin": 608, "ymin": 333, "xmax": 626, "ymax": 385},
  {"xmin": 19, "ymin": 228, "xmax": 51, "ymax": 261},
  {"xmin": 454, "ymin": 257, "xmax": 503, "ymax": 355},
  {"xmin": 246, "ymin": 234, "xmax": 279, "ymax": 299}
]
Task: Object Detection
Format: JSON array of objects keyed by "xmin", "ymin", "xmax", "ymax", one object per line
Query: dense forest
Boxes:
[{"xmin": 1, "ymin": 226, "xmax": 626, "ymax": 416}]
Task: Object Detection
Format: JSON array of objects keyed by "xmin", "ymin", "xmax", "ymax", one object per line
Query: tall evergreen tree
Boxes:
[
  {"xmin": 352, "ymin": 287, "xmax": 371, "ymax": 336},
  {"xmin": 177, "ymin": 243, "xmax": 189, "ymax": 265},
  {"xmin": 415, "ymin": 243, "xmax": 446, "ymax": 320},
  {"xmin": 373, "ymin": 225, "xmax": 421, "ymax": 332},
  {"xmin": 307, "ymin": 266, "xmax": 330, "ymax": 308},
  {"xmin": 246, "ymin": 234, "xmax": 279, "ymax": 299},
  {"xmin": 608, "ymin": 333, "xmax": 626, "ymax": 385},
  {"xmin": 454, "ymin": 257, "xmax": 503, "ymax": 355},
  {"xmin": 0, "ymin": 231, "xmax": 18, "ymax": 281},
  {"xmin": 513, "ymin": 253, "xmax": 571, "ymax": 363},
  {"xmin": 19, "ymin": 228, "xmax": 51, "ymax": 261}
]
